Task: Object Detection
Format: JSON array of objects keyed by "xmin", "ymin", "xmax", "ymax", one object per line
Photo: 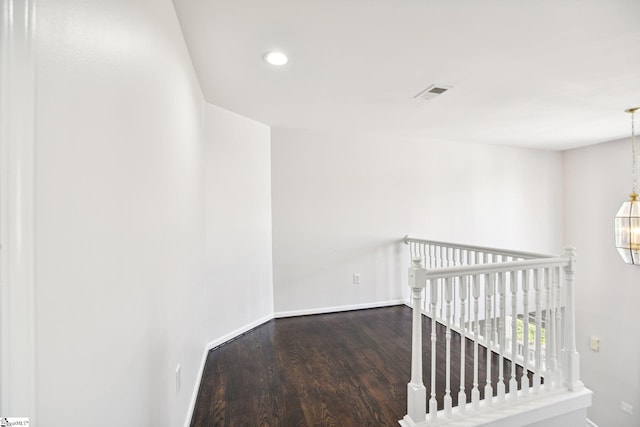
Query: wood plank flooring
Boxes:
[{"xmin": 190, "ymin": 305, "xmax": 530, "ymax": 426}]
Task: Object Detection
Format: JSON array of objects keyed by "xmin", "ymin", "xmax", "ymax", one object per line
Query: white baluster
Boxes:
[
  {"xmin": 497, "ymin": 272, "xmax": 506, "ymax": 402},
  {"xmin": 487, "ymin": 255, "xmax": 498, "ymax": 345},
  {"xmin": 405, "ymin": 258, "xmax": 427, "ymax": 425},
  {"xmin": 425, "ymin": 243, "xmax": 429, "ymax": 266},
  {"xmin": 522, "ymin": 269, "xmax": 530, "ymax": 396},
  {"xmin": 471, "ymin": 274, "xmax": 481, "ymax": 410},
  {"xmin": 439, "ymin": 274, "xmax": 444, "ymax": 321},
  {"xmin": 509, "ymin": 270, "xmax": 519, "ymax": 400},
  {"xmin": 420, "ymin": 244, "xmax": 427, "ymax": 313},
  {"xmin": 452, "ymin": 250, "xmax": 458, "ymax": 328},
  {"xmin": 431, "ymin": 244, "xmax": 436, "ymax": 268},
  {"xmin": 467, "ymin": 267, "xmax": 473, "ymax": 332},
  {"xmin": 484, "ymin": 273, "xmax": 494, "ymax": 406},
  {"xmin": 545, "ymin": 267, "xmax": 556, "ymax": 389},
  {"xmin": 562, "ymin": 248, "xmax": 583, "ymax": 391},
  {"xmin": 431, "ymin": 245, "xmax": 436, "ymax": 267},
  {"xmin": 422, "ymin": 243, "xmax": 431, "ymax": 313},
  {"xmin": 429, "ymin": 279, "xmax": 438, "ymax": 421},
  {"xmin": 422, "ymin": 244, "xmax": 427, "ymax": 269},
  {"xmin": 423, "ymin": 284, "xmax": 428, "ymax": 313},
  {"xmin": 553, "ymin": 266, "xmax": 564, "ymax": 388},
  {"xmin": 458, "ymin": 276, "xmax": 468, "ymax": 414},
  {"xmin": 444, "ymin": 277, "xmax": 453, "ymax": 417},
  {"xmin": 533, "ymin": 268, "xmax": 542, "ymax": 393},
  {"xmin": 541, "ymin": 268, "xmax": 549, "ymax": 380}
]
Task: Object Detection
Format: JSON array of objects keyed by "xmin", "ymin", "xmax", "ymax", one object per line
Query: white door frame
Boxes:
[{"xmin": 0, "ymin": 0, "xmax": 37, "ymax": 419}]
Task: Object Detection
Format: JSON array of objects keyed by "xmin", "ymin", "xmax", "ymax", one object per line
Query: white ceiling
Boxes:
[{"xmin": 172, "ymin": 0, "xmax": 640, "ymax": 150}]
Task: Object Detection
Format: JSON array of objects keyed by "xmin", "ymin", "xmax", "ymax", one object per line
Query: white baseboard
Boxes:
[
  {"xmin": 586, "ymin": 418, "xmax": 598, "ymax": 427},
  {"xmin": 274, "ymin": 299, "xmax": 406, "ymax": 318},
  {"xmin": 184, "ymin": 346, "xmax": 209, "ymax": 427},
  {"xmin": 205, "ymin": 313, "xmax": 275, "ymax": 351},
  {"xmin": 183, "ymin": 313, "xmax": 274, "ymax": 427}
]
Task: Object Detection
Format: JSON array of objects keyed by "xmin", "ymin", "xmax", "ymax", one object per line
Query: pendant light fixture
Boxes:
[{"xmin": 615, "ymin": 107, "xmax": 640, "ymax": 265}]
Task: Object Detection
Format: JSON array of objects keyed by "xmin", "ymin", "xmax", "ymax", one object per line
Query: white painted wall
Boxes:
[
  {"xmin": 33, "ymin": 1, "xmax": 272, "ymax": 426},
  {"xmin": 35, "ymin": 0, "xmax": 206, "ymax": 425},
  {"xmin": 564, "ymin": 138, "xmax": 640, "ymax": 427},
  {"xmin": 271, "ymin": 128, "xmax": 564, "ymax": 313},
  {"xmin": 204, "ymin": 103, "xmax": 274, "ymax": 342}
]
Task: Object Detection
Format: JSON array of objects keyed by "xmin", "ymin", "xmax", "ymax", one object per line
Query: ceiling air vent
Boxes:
[{"xmin": 414, "ymin": 84, "xmax": 452, "ymax": 101}]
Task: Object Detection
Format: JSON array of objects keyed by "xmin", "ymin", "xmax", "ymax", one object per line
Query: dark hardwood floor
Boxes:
[{"xmin": 190, "ymin": 305, "xmax": 530, "ymax": 426}]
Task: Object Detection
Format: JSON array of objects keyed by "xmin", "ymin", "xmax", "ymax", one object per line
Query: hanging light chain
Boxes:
[
  {"xmin": 626, "ymin": 107, "xmax": 639, "ymax": 197},
  {"xmin": 633, "ymin": 109, "xmax": 637, "ymax": 195}
]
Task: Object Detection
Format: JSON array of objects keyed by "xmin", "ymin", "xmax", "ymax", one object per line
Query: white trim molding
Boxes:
[
  {"xmin": 0, "ymin": 0, "xmax": 37, "ymax": 420},
  {"xmin": 203, "ymin": 314, "xmax": 275, "ymax": 352},
  {"xmin": 274, "ymin": 299, "xmax": 406, "ymax": 318}
]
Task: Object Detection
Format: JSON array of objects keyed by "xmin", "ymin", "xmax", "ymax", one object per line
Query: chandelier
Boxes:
[{"xmin": 615, "ymin": 107, "xmax": 640, "ymax": 265}]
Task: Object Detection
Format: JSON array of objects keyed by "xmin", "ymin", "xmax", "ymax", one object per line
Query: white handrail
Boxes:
[
  {"xmin": 404, "ymin": 235, "xmax": 551, "ymax": 260},
  {"xmin": 423, "ymin": 257, "xmax": 570, "ymax": 279}
]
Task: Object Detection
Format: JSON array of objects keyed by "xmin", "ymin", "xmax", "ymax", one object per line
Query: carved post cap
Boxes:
[
  {"xmin": 408, "ymin": 258, "xmax": 427, "ymax": 289},
  {"xmin": 563, "ymin": 247, "xmax": 576, "ymax": 271}
]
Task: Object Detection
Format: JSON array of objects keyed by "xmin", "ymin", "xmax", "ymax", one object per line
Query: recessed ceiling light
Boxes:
[{"xmin": 264, "ymin": 51, "xmax": 288, "ymax": 66}]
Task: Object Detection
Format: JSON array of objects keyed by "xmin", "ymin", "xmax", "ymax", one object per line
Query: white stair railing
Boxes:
[{"xmin": 400, "ymin": 236, "xmax": 584, "ymax": 427}]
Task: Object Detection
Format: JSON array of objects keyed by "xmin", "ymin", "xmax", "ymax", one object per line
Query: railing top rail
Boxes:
[
  {"xmin": 422, "ymin": 256, "xmax": 569, "ymax": 279},
  {"xmin": 404, "ymin": 235, "xmax": 552, "ymax": 260}
]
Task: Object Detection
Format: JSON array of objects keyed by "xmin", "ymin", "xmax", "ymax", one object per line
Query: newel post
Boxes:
[
  {"xmin": 562, "ymin": 247, "xmax": 584, "ymax": 391},
  {"xmin": 404, "ymin": 257, "xmax": 427, "ymax": 425}
]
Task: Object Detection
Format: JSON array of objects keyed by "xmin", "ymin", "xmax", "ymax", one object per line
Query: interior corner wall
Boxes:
[
  {"xmin": 34, "ymin": 0, "xmax": 207, "ymax": 425},
  {"xmin": 271, "ymin": 127, "xmax": 564, "ymax": 313},
  {"xmin": 203, "ymin": 103, "xmax": 274, "ymax": 343},
  {"xmin": 563, "ymin": 139, "xmax": 640, "ymax": 427}
]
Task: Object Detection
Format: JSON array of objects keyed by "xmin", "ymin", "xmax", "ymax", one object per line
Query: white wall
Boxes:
[
  {"xmin": 33, "ymin": 0, "xmax": 271, "ymax": 426},
  {"xmin": 564, "ymin": 138, "xmax": 640, "ymax": 427},
  {"xmin": 35, "ymin": 0, "xmax": 205, "ymax": 425},
  {"xmin": 271, "ymin": 128, "xmax": 564, "ymax": 313},
  {"xmin": 204, "ymin": 103, "xmax": 274, "ymax": 342}
]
